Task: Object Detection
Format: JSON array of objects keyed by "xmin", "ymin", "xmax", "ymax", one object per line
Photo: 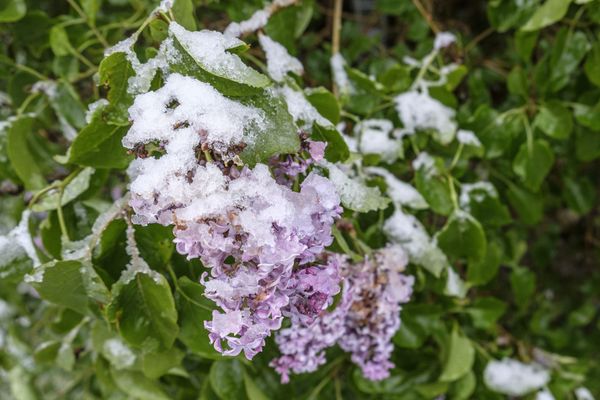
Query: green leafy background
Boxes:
[{"xmin": 0, "ymin": 0, "xmax": 599, "ymax": 399}]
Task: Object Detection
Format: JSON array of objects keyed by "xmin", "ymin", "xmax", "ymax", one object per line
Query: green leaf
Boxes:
[
  {"xmin": 134, "ymin": 225, "xmax": 174, "ymax": 270},
  {"xmin": 80, "ymin": 0, "xmax": 99, "ymax": 24},
  {"xmin": 507, "ymin": 184, "xmax": 544, "ymax": 225},
  {"xmin": 48, "ymin": 82, "xmax": 87, "ymax": 135},
  {"xmin": 6, "ymin": 116, "xmax": 46, "ymax": 190},
  {"xmin": 68, "ymin": 110, "xmax": 131, "ymax": 169},
  {"xmin": 110, "ymin": 369, "xmax": 171, "ymax": 400},
  {"xmin": 445, "ymin": 65, "xmax": 468, "ymax": 91},
  {"xmin": 98, "ymin": 52, "xmax": 136, "ymax": 125},
  {"xmin": 575, "ymin": 126, "xmax": 600, "ymax": 161},
  {"xmin": 534, "ymin": 101, "xmax": 573, "ymax": 139},
  {"xmin": 448, "ymin": 371, "xmax": 476, "ymax": 400},
  {"xmin": 394, "ymin": 304, "xmax": 444, "ymax": 349},
  {"xmin": 31, "ymin": 260, "xmax": 110, "ymax": 315},
  {"xmin": 507, "ymin": 66, "xmax": 528, "ymax": 98},
  {"xmin": 141, "ymin": 348, "xmax": 184, "ymax": 379},
  {"xmin": 107, "ymin": 272, "xmax": 178, "ymax": 351},
  {"xmin": 437, "ymin": 211, "xmax": 487, "ymax": 263},
  {"xmin": 326, "ymin": 163, "xmax": 389, "ymax": 212},
  {"xmin": 305, "ymin": 87, "xmax": 340, "ymax": 124},
  {"xmin": 0, "ymin": 242, "xmax": 32, "ymax": 283},
  {"xmin": 32, "ymin": 168, "xmax": 94, "ymax": 212},
  {"xmin": 379, "ymin": 64, "xmax": 411, "ymax": 93},
  {"xmin": 49, "ymin": 25, "xmax": 72, "ymax": 57},
  {"xmin": 513, "ymin": 139, "xmax": 555, "ymax": 191},
  {"xmin": 467, "ymin": 106, "xmax": 520, "ymax": 159},
  {"xmin": 464, "ymin": 186, "xmax": 511, "ymax": 227},
  {"xmin": 515, "ymin": 30, "xmax": 539, "ymax": 62},
  {"xmin": 467, "ymin": 240, "xmax": 502, "ymax": 286},
  {"xmin": 563, "ymin": 176, "xmax": 596, "ymax": 214},
  {"xmin": 168, "ymin": 25, "xmax": 270, "ymax": 97},
  {"xmin": 176, "ymin": 277, "xmax": 221, "ymax": 359},
  {"xmin": 466, "ymin": 297, "xmax": 507, "ymax": 330},
  {"xmin": 510, "ymin": 266, "xmax": 536, "ymax": 308},
  {"xmin": 542, "ymin": 29, "xmax": 590, "ymax": 93},
  {"xmin": 172, "ymin": 0, "xmax": 196, "ymax": 31},
  {"xmin": 238, "ymin": 92, "xmax": 300, "ymax": 165},
  {"xmin": 584, "ymin": 40, "xmax": 600, "ymax": 87},
  {"xmin": 521, "ymin": 0, "xmax": 572, "ymax": 31},
  {"xmin": 244, "ymin": 373, "xmax": 269, "ymax": 400},
  {"xmin": 311, "ymin": 123, "xmax": 349, "ymax": 162},
  {"xmin": 414, "ymin": 169, "xmax": 453, "ymax": 216},
  {"xmin": 439, "ymin": 326, "xmax": 474, "ymax": 382},
  {"xmin": 209, "ymin": 360, "xmax": 246, "ymax": 400},
  {"xmin": 0, "ymin": 0, "xmax": 26, "ymax": 22},
  {"xmin": 572, "ymin": 101, "xmax": 600, "ymax": 131}
]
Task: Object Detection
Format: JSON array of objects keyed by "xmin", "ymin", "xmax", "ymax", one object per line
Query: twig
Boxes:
[
  {"xmin": 464, "ymin": 27, "xmax": 494, "ymax": 53},
  {"xmin": 411, "ymin": 0, "xmax": 440, "ymax": 34},
  {"xmin": 331, "ymin": 0, "xmax": 343, "ymax": 56}
]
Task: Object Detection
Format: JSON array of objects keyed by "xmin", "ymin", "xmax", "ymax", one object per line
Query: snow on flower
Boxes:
[
  {"xmin": 484, "ymin": 358, "xmax": 551, "ymax": 396},
  {"xmin": 271, "ymin": 245, "xmax": 414, "ymax": 382},
  {"xmin": 124, "ymin": 70, "xmax": 342, "ymax": 359}
]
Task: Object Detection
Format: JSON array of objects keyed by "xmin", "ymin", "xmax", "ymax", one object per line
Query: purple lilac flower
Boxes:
[
  {"xmin": 123, "ymin": 75, "xmax": 343, "ymax": 361},
  {"xmin": 270, "ymin": 245, "xmax": 414, "ymax": 382}
]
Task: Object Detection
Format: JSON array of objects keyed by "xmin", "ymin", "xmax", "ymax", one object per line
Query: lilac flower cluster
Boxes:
[
  {"xmin": 271, "ymin": 136, "xmax": 327, "ymax": 187},
  {"xmin": 271, "ymin": 245, "xmax": 415, "ymax": 382},
  {"xmin": 123, "ymin": 73, "xmax": 343, "ymax": 359}
]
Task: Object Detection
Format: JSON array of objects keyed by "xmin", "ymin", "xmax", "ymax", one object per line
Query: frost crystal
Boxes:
[
  {"xmin": 259, "ymin": 34, "xmax": 303, "ymax": 82},
  {"xmin": 483, "ymin": 358, "xmax": 551, "ymax": 396},
  {"xmin": 271, "ymin": 245, "xmax": 414, "ymax": 382}
]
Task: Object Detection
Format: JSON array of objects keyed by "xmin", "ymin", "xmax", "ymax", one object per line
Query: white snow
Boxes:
[
  {"xmin": 169, "ymin": 22, "xmax": 256, "ymax": 83},
  {"xmin": 85, "ymin": 99, "xmax": 109, "ymax": 123},
  {"xmin": 536, "ymin": 389, "xmax": 556, "ymax": 400},
  {"xmin": 124, "ymin": 73, "xmax": 263, "ymax": 152},
  {"xmin": 575, "ymin": 387, "xmax": 595, "ymax": 400},
  {"xmin": 103, "ymin": 338, "xmax": 136, "ymax": 369},
  {"xmin": 355, "ymin": 119, "xmax": 403, "ymax": 163},
  {"xmin": 383, "ymin": 209, "xmax": 448, "ymax": 273},
  {"xmin": 484, "ymin": 358, "xmax": 551, "ymax": 396},
  {"xmin": 276, "ymin": 86, "xmax": 330, "ymax": 128},
  {"xmin": 324, "ymin": 162, "xmax": 387, "ymax": 212},
  {"xmin": 224, "ymin": 0, "xmax": 297, "ymax": 37},
  {"xmin": 394, "ymin": 90, "xmax": 457, "ymax": 144},
  {"xmin": 457, "ymin": 129, "xmax": 482, "ymax": 147},
  {"xmin": 258, "ymin": 33, "xmax": 303, "ymax": 82},
  {"xmin": 365, "ymin": 167, "xmax": 427, "ymax": 209},
  {"xmin": 433, "ymin": 31, "xmax": 456, "ymax": 50},
  {"xmin": 444, "ymin": 267, "xmax": 467, "ymax": 298},
  {"xmin": 412, "ymin": 152, "xmax": 436, "ymax": 173},
  {"xmin": 459, "ymin": 181, "xmax": 497, "ymax": 210},
  {"xmin": 330, "ymin": 53, "xmax": 352, "ymax": 95}
]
